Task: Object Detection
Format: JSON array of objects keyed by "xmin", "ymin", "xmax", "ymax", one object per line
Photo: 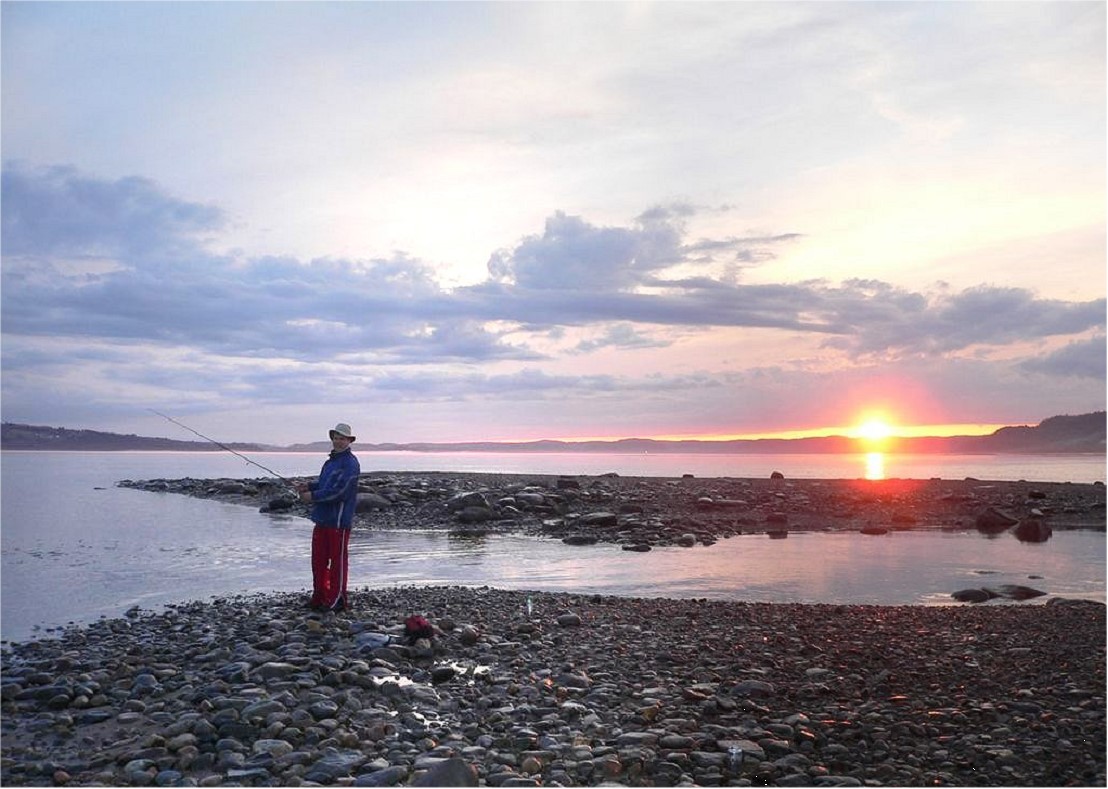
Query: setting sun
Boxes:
[
  {"xmin": 854, "ymin": 418, "xmax": 895, "ymax": 442},
  {"xmin": 845, "ymin": 410, "xmax": 900, "ymax": 445}
]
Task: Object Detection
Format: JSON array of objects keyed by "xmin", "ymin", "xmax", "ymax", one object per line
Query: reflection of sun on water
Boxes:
[{"xmin": 865, "ymin": 452, "xmax": 886, "ymax": 480}]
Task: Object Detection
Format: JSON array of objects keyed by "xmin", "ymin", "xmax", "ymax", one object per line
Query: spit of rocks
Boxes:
[
  {"xmin": 118, "ymin": 472, "xmax": 1106, "ymax": 551},
  {"xmin": 3, "ymin": 586, "xmax": 1104, "ymax": 787}
]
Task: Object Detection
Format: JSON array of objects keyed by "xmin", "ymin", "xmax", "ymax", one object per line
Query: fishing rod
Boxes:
[{"xmin": 148, "ymin": 409, "xmax": 297, "ymax": 487}]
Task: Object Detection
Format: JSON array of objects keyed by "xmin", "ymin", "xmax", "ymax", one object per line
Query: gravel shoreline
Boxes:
[
  {"xmin": 119, "ymin": 472, "xmax": 1107, "ymax": 549},
  {"xmin": 2, "ymin": 586, "xmax": 1104, "ymax": 787}
]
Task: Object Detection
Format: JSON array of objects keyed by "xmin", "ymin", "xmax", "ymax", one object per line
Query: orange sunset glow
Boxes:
[{"xmin": 492, "ymin": 418, "xmax": 1009, "ymax": 445}]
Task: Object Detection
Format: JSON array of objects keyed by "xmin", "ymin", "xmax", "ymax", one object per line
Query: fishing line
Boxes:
[{"xmin": 148, "ymin": 409, "xmax": 296, "ymax": 486}]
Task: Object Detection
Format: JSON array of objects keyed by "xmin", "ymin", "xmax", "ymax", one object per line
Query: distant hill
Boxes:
[
  {"xmin": 0, "ymin": 423, "xmax": 273, "ymax": 453},
  {"xmin": 3, "ymin": 412, "xmax": 1104, "ymax": 454},
  {"xmin": 969, "ymin": 412, "xmax": 1106, "ymax": 453}
]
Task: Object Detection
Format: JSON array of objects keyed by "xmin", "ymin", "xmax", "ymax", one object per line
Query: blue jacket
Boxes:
[{"xmin": 308, "ymin": 448, "xmax": 360, "ymax": 529}]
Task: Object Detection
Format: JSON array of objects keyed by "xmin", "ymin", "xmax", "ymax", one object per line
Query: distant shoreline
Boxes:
[
  {"xmin": 2, "ymin": 412, "xmax": 1105, "ymax": 454},
  {"xmin": 2, "ymin": 447, "xmax": 1106, "ymax": 456}
]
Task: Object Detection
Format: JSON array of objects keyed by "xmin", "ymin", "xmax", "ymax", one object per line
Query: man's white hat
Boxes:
[{"xmin": 329, "ymin": 423, "xmax": 356, "ymax": 441}]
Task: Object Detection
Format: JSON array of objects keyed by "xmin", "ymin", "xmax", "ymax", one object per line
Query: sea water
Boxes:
[{"xmin": 1, "ymin": 451, "xmax": 1104, "ymax": 643}]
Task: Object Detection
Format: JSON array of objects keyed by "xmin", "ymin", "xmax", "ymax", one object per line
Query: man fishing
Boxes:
[{"xmin": 296, "ymin": 423, "xmax": 361, "ymax": 613}]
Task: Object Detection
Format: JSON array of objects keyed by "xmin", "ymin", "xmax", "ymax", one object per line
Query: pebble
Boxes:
[{"xmin": 2, "ymin": 586, "xmax": 1104, "ymax": 786}]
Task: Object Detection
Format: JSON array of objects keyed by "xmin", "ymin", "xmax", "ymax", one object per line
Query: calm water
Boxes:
[{"xmin": 1, "ymin": 451, "xmax": 1104, "ymax": 643}]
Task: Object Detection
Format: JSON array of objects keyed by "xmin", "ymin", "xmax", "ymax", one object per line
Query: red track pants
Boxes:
[{"xmin": 311, "ymin": 525, "xmax": 351, "ymax": 610}]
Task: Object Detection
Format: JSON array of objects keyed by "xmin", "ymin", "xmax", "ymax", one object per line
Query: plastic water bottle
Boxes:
[
  {"xmin": 727, "ymin": 745, "xmax": 743, "ymax": 774},
  {"xmin": 526, "ymin": 596, "xmax": 533, "ymax": 616}
]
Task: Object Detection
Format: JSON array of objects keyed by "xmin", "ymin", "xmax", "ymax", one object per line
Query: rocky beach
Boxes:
[
  {"xmin": 3, "ymin": 472, "xmax": 1105, "ymax": 787},
  {"xmin": 2, "ymin": 587, "xmax": 1104, "ymax": 787},
  {"xmin": 117, "ymin": 471, "xmax": 1107, "ymax": 548}
]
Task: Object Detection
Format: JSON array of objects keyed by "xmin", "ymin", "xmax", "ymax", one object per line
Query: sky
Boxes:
[{"xmin": 1, "ymin": 1, "xmax": 1104, "ymax": 446}]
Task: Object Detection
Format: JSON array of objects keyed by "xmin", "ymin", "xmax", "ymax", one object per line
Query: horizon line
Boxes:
[{"xmin": 425, "ymin": 422, "xmax": 1014, "ymax": 445}]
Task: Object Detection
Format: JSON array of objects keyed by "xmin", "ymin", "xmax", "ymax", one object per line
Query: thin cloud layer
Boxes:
[
  {"xmin": 1, "ymin": 162, "xmax": 1103, "ymax": 441},
  {"xmin": 1020, "ymin": 335, "xmax": 1107, "ymax": 379},
  {"xmin": 5, "ymin": 163, "xmax": 1102, "ymax": 366}
]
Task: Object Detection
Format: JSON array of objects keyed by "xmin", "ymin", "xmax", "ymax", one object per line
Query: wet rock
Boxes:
[
  {"xmin": 985, "ymin": 584, "xmax": 1047, "ymax": 601},
  {"xmin": 447, "ymin": 490, "xmax": 493, "ymax": 510},
  {"xmin": 412, "ymin": 757, "xmax": 478, "ymax": 786},
  {"xmin": 357, "ymin": 493, "xmax": 392, "ymax": 512},
  {"xmin": 976, "ymin": 507, "xmax": 1019, "ymax": 533},
  {"xmin": 952, "ymin": 589, "xmax": 995, "ymax": 603},
  {"xmin": 260, "ymin": 496, "xmax": 295, "ymax": 513},
  {"xmin": 254, "ymin": 661, "xmax": 299, "ymax": 680},
  {"xmin": 580, "ymin": 512, "xmax": 618, "ymax": 527},
  {"xmin": 355, "ymin": 765, "xmax": 409, "ymax": 786},
  {"xmin": 430, "ymin": 665, "xmax": 457, "ymax": 684},
  {"xmin": 1013, "ymin": 519, "xmax": 1052, "ymax": 543},
  {"xmin": 455, "ymin": 506, "xmax": 498, "ymax": 524},
  {"xmin": 733, "ymin": 679, "xmax": 775, "ymax": 697},
  {"xmin": 303, "ymin": 750, "xmax": 367, "ymax": 783}
]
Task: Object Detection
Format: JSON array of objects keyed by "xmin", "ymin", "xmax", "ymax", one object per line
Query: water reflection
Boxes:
[
  {"xmin": 2, "ymin": 446, "xmax": 1103, "ymax": 642},
  {"xmin": 865, "ymin": 452, "xmax": 886, "ymax": 480}
]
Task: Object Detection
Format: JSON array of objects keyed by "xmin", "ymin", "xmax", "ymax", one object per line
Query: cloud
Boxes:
[
  {"xmin": 2, "ymin": 164, "xmax": 1103, "ymax": 442},
  {"xmin": 0, "ymin": 165, "xmax": 531, "ymax": 363},
  {"xmin": 820, "ymin": 281, "xmax": 1105, "ymax": 357},
  {"xmin": 486, "ymin": 210, "xmax": 676, "ymax": 291},
  {"xmin": 4, "ymin": 165, "xmax": 1103, "ymax": 368},
  {"xmin": 1019, "ymin": 335, "xmax": 1107, "ymax": 379},
  {"xmin": 486, "ymin": 206, "xmax": 803, "ymax": 292},
  {"xmin": 570, "ymin": 323, "xmax": 674, "ymax": 354},
  {"xmin": 1, "ymin": 162, "xmax": 225, "ymax": 261}
]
